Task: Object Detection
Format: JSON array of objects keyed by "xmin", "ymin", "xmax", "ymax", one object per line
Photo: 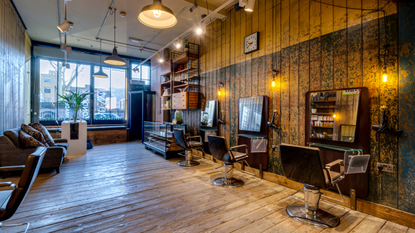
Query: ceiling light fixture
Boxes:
[
  {"xmin": 57, "ymin": 20, "xmax": 73, "ymax": 33},
  {"xmin": 93, "ymin": 39, "xmax": 109, "ymax": 78},
  {"xmin": 104, "ymin": 8, "xmax": 126, "ymax": 66},
  {"xmin": 173, "ymin": 38, "xmax": 183, "ymax": 49},
  {"xmin": 133, "ymin": 67, "xmax": 139, "ymax": 73},
  {"xmin": 138, "ymin": 0, "xmax": 177, "ymax": 29},
  {"xmin": 245, "ymin": 0, "xmax": 255, "ymax": 12}
]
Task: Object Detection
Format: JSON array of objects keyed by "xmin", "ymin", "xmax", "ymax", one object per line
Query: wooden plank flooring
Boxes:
[{"xmin": 1, "ymin": 142, "xmax": 414, "ymax": 233}]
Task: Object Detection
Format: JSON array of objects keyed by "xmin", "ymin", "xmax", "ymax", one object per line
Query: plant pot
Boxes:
[{"xmin": 311, "ymin": 109, "xmax": 317, "ymax": 113}]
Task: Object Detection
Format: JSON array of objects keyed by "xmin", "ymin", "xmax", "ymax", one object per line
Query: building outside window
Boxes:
[
  {"xmin": 131, "ymin": 63, "xmax": 151, "ymax": 85},
  {"xmin": 38, "ymin": 58, "xmax": 148, "ymax": 124}
]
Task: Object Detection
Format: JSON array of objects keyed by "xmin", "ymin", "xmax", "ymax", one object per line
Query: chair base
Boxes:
[
  {"xmin": 213, "ymin": 177, "xmax": 244, "ymax": 188},
  {"xmin": 0, "ymin": 222, "xmax": 30, "ymax": 233},
  {"xmin": 286, "ymin": 205, "xmax": 340, "ymax": 228},
  {"xmin": 177, "ymin": 160, "xmax": 200, "ymax": 167}
]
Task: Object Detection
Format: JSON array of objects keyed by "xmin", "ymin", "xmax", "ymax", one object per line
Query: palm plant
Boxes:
[{"xmin": 58, "ymin": 90, "xmax": 92, "ymax": 122}]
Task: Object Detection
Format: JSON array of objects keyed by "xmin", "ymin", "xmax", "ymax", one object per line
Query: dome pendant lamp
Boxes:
[
  {"xmin": 104, "ymin": 9, "xmax": 126, "ymax": 66},
  {"xmin": 93, "ymin": 39, "xmax": 109, "ymax": 78},
  {"xmin": 138, "ymin": 0, "xmax": 177, "ymax": 29}
]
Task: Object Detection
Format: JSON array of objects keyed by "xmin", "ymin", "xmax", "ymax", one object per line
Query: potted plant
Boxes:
[
  {"xmin": 201, "ymin": 112, "xmax": 209, "ymax": 126},
  {"xmin": 311, "ymin": 103, "xmax": 317, "ymax": 113},
  {"xmin": 58, "ymin": 90, "xmax": 92, "ymax": 122},
  {"xmin": 184, "ymin": 39, "xmax": 189, "ymax": 52}
]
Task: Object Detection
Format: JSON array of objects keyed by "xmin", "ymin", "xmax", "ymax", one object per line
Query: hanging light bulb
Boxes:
[
  {"xmin": 382, "ymin": 70, "xmax": 388, "ymax": 83},
  {"xmin": 138, "ymin": 0, "xmax": 177, "ymax": 29},
  {"xmin": 272, "ymin": 80, "xmax": 275, "ymax": 87},
  {"xmin": 218, "ymin": 90, "xmax": 221, "ymax": 96},
  {"xmin": 218, "ymin": 82, "xmax": 224, "ymax": 96},
  {"xmin": 173, "ymin": 38, "xmax": 183, "ymax": 49},
  {"xmin": 195, "ymin": 21, "xmax": 206, "ymax": 35},
  {"xmin": 157, "ymin": 52, "xmax": 164, "ymax": 63},
  {"xmin": 153, "ymin": 9, "xmax": 161, "ymax": 17},
  {"xmin": 104, "ymin": 9, "xmax": 126, "ymax": 66},
  {"xmin": 93, "ymin": 39, "xmax": 109, "ymax": 78},
  {"xmin": 133, "ymin": 67, "xmax": 139, "ymax": 73}
]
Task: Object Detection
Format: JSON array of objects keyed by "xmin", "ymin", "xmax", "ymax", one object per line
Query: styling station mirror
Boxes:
[
  {"xmin": 200, "ymin": 100, "xmax": 218, "ymax": 154},
  {"xmin": 238, "ymin": 96, "xmax": 269, "ymax": 171},
  {"xmin": 239, "ymin": 96, "xmax": 264, "ymax": 132},
  {"xmin": 309, "ymin": 89, "xmax": 360, "ymax": 142},
  {"xmin": 305, "ymin": 88, "xmax": 370, "ymax": 198},
  {"xmin": 200, "ymin": 100, "xmax": 217, "ymax": 127}
]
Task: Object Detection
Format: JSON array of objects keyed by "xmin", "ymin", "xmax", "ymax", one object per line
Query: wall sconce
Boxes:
[
  {"xmin": 218, "ymin": 82, "xmax": 224, "ymax": 96},
  {"xmin": 272, "ymin": 69, "xmax": 279, "ymax": 87}
]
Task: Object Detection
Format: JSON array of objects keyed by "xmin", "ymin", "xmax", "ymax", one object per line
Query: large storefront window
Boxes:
[
  {"xmin": 38, "ymin": 57, "xmax": 147, "ymax": 124},
  {"xmin": 94, "ymin": 67, "xmax": 126, "ymax": 122},
  {"xmin": 39, "ymin": 60, "xmax": 58, "ymax": 121}
]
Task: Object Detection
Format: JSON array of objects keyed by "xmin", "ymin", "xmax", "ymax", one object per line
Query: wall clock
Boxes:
[{"xmin": 244, "ymin": 32, "xmax": 259, "ymax": 54}]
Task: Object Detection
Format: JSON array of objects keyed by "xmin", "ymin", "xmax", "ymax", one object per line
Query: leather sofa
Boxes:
[{"xmin": 0, "ymin": 128, "xmax": 68, "ymax": 173}]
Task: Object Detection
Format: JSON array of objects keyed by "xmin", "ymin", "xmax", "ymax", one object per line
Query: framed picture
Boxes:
[{"xmin": 244, "ymin": 32, "xmax": 259, "ymax": 54}]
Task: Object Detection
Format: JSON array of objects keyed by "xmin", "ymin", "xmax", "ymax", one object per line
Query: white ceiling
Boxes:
[{"xmin": 14, "ymin": 0, "xmax": 231, "ymax": 60}]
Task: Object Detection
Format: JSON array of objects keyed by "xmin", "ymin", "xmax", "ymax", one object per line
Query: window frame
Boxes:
[{"xmin": 35, "ymin": 56, "xmax": 139, "ymax": 125}]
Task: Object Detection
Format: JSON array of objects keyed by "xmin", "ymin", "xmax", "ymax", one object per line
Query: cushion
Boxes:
[
  {"xmin": 21, "ymin": 124, "xmax": 49, "ymax": 147},
  {"xmin": 323, "ymin": 170, "xmax": 341, "ymax": 186},
  {"xmin": 31, "ymin": 123, "xmax": 56, "ymax": 146},
  {"xmin": 19, "ymin": 131, "xmax": 46, "ymax": 148},
  {"xmin": 3, "ymin": 128, "xmax": 21, "ymax": 148}
]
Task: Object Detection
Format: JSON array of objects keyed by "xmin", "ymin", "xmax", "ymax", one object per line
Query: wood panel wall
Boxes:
[
  {"xmin": 0, "ymin": 0, "xmax": 26, "ymax": 134},
  {"xmin": 151, "ymin": 0, "xmax": 415, "ymax": 214}
]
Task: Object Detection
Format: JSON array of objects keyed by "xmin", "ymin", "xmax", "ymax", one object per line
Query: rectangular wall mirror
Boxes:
[
  {"xmin": 309, "ymin": 89, "xmax": 360, "ymax": 142},
  {"xmin": 200, "ymin": 100, "xmax": 217, "ymax": 127},
  {"xmin": 239, "ymin": 96, "xmax": 264, "ymax": 132}
]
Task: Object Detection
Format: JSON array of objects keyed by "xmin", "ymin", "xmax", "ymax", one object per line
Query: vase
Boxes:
[{"xmin": 175, "ymin": 110, "xmax": 183, "ymax": 125}]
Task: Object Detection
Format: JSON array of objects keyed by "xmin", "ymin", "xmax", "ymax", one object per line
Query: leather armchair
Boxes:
[{"xmin": 0, "ymin": 147, "xmax": 46, "ymax": 232}]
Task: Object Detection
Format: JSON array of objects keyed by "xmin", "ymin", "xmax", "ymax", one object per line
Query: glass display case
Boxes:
[{"xmin": 143, "ymin": 121, "xmax": 186, "ymax": 159}]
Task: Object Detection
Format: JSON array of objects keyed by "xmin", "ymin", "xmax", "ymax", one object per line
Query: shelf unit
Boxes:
[
  {"xmin": 171, "ymin": 43, "xmax": 200, "ymax": 110},
  {"xmin": 310, "ymin": 95, "xmax": 337, "ymax": 140}
]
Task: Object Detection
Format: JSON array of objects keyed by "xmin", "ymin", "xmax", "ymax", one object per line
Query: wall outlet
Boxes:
[
  {"xmin": 376, "ymin": 162, "xmax": 394, "ymax": 173},
  {"xmin": 272, "ymin": 145, "xmax": 280, "ymax": 151}
]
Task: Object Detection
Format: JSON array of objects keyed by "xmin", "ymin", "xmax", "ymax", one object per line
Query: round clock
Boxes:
[{"xmin": 244, "ymin": 32, "xmax": 259, "ymax": 54}]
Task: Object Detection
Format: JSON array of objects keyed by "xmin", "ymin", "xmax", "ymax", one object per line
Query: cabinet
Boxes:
[
  {"xmin": 172, "ymin": 92, "xmax": 198, "ymax": 109},
  {"xmin": 143, "ymin": 121, "xmax": 186, "ymax": 159}
]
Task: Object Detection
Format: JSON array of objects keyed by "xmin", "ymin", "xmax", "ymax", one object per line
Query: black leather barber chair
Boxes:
[
  {"xmin": 208, "ymin": 136, "xmax": 253, "ymax": 188},
  {"xmin": 279, "ymin": 143, "xmax": 345, "ymax": 228},
  {"xmin": 173, "ymin": 129, "xmax": 205, "ymax": 167},
  {"xmin": 0, "ymin": 147, "xmax": 46, "ymax": 232}
]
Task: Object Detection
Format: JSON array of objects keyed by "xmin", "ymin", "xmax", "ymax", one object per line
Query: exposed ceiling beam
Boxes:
[{"xmin": 183, "ymin": 0, "xmax": 237, "ymax": 17}]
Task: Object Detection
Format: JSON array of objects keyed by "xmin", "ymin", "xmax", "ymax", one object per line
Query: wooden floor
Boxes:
[{"xmin": 2, "ymin": 142, "xmax": 414, "ymax": 233}]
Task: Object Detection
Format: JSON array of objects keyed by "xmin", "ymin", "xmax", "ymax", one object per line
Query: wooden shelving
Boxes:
[
  {"xmin": 173, "ymin": 83, "xmax": 198, "ymax": 89},
  {"xmin": 175, "ymin": 67, "xmax": 196, "ymax": 74},
  {"xmin": 311, "ymin": 100, "xmax": 336, "ymax": 103},
  {"xmin": 312, "ymin": 126, "xmax": 334, "ymax": 129},
  {"xmin": 173, "ymin": 52, "xmax": 199, "ymax": 64},
  {"xmin": 311, "ymin": 113, "xmax": 334, "ymax": 116}
]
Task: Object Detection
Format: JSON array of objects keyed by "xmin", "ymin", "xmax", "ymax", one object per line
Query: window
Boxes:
[
  {"xmin": 94, "ymin": 67, "xmax": 126, "ymax": 122},
  {"xmin": 131, "ymin": 63, "xmax": 150, "ymax": 85},
  {"xmin": 37, "ymin": 58, "xmax": 130, "ymax": 124},
  {"xmin": 39, "ymin": 60, "xmax": 58, "ymax": 121}
]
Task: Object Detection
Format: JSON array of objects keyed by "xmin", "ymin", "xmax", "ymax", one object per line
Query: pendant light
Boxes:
[
  {"xmin": 138, "ymin": 0, "xmax": 177, "ymax": 29},
  {"xmin": 93, "ymin": 40, "xmax": 109, "ymax": 78},
  {"xmin": 104, "ymin": 9, "xmax": 126, "ymax": 66}
]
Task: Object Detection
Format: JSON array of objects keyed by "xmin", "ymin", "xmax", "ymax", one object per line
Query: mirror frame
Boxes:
[
  {"xmin": 305, "ymin": 87, "xmax": 370, "ymax": 152},
  {"xmin": 200, "ymin": 100, "xmax": 218, "ymax": 130},
  {"xmin": 238, "ymin": 96, "xmax": 269, "ymax": 136}
]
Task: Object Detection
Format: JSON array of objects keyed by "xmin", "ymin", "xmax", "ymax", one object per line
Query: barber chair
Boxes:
[
  {"xmin": 208, "ymin": 136, "xmax": 254, "ymax": 188},
  {"xmin": 279, "ymin": 143, "xmax": 346, "ymax": 228},
  {"xmin": 0, "ymin": 147, "xmax": 46, "ymax": 232},
  {"xmin": 173, "ymin": 129, "xmax": 205, "ymax": 167}
]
